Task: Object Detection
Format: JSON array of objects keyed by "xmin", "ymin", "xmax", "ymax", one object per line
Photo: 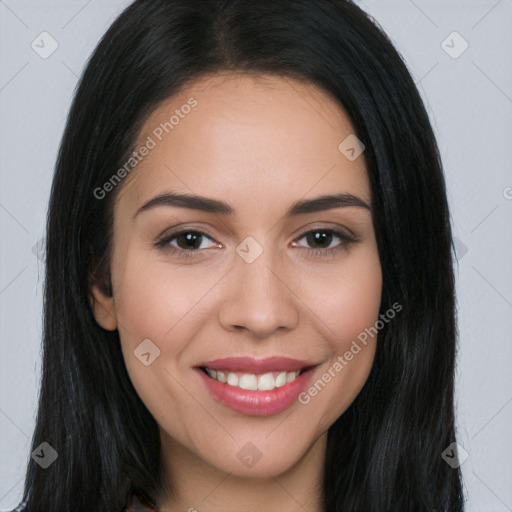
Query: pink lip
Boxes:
[
  {"xmin": 195, "ymin": 357, "xmax": 317, "ymax": 416},
  {"xmin": 196, "ymin": 356, "xmax": 314, "ymax": 373}
]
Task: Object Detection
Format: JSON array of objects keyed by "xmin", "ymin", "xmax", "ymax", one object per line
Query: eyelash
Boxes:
[{"xmin": 154, "ymin": 228, "xmax": 357, "ymax": 260}]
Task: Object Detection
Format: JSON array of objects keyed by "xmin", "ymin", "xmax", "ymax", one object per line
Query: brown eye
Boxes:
[
  {"xmin": 305, "ymin": 231, "xmax": 335, "ymax": 249},
  {"xmin": 154, "ymin": 230, "xmax": 217, "ymax": 255},
  {"xmin": 174, "ymin": 231, "xmax": 206, "ymax": 250},
  {"xmin": 292, "ymin": 229, "xmax": 357, "ymax": 258}
]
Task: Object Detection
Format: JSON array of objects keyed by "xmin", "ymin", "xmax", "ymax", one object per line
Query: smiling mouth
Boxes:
[
  {"xmin": 199, "ymin": 367, "xmax": 308, "ymax": 391},
  {"xmin": 194, "ymin": 356, "xmax": 318, "ymax": 415}
]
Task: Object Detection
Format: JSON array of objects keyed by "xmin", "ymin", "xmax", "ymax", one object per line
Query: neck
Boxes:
[{"xmin": 156, "ymin": 431, "xmax": 327, "ymax": 512}]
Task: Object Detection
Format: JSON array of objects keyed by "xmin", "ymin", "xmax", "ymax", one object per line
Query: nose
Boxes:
[{"xmin": 217, "ymin": 247, "xmax": 300, "ymax": 339}]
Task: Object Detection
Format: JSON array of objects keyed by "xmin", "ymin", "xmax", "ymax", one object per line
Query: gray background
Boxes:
[{"xmin": 1, "ymin": 0, "xmax": 511, "ymax": 510}]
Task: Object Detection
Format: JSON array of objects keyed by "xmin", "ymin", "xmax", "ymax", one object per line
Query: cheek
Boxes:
[
  {"xmin": 301, "ymin": 245, "xmax": 382, "ymax": 347},
  {"xmin": 328, "ymin": 263, "xmax": 382, "ymax": 345},
  {"xmin": 110, "ymin": 253, "xmax": 207, "ymax": 432},
  {"xmin": 296, "ymin": 248, "xmax": 382, "ymax": 428},
  {"xmin": 111, "ymin": 251, "xmax": 214, "ymax": 347},
  {"xmin": 107, "ymin": 251, "xmax": 188, "ymax": 393},
  {"xmin": 110, "ymin": 250, "xmax": 223, "ymax": 404}
]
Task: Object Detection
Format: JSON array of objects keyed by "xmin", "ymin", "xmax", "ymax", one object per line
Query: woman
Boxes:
[{"xmin": 13, "ymin": 1, "xmax": 464, "ymax": 510}]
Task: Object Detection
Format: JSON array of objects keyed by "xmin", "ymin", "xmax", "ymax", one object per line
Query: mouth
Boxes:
[
  {"xmin": 195, "ymin": 357, "xmax": 317, "ymax": 416},
  {"xmin": 199, "ymin": 367, "xmax": 307, "ymax": 390}
]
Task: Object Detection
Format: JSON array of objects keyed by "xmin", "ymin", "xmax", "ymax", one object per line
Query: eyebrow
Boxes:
[{"xmin": 134, "ymin": 191, "xmax": 371, "ymax": 219}]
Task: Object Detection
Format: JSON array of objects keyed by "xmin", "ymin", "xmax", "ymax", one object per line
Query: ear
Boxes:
[
  {"xmin": 89, "ymin": 267, "xmax": 118, "ymax": 331},
  {"xmin": 90, "ymin": 283, "xmax": 118, "ymax": 331}
]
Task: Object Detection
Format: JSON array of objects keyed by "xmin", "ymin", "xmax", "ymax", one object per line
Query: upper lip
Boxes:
[{"xmin": 196, "ymin": 356, "xmax": 316, "ymax": 373}]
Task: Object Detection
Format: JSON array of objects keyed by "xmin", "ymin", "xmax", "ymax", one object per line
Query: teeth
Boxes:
[
  {"xmin": 239, "ymin": 374, "xmax": 258, "ymax": 390},
  {"xmin": 275, "ymin": 371, "xmax": 287, "ymax": 387},
  {"xmin": 286, "ymin": 371, "xmax": 296, "ymax": 383},
  {"xmin": 258, "ymin": 372, "xmax": 275, "ymax": 391},
  {"xmin": 205, "ymin": 368, "xmax": 217, "ymax": 379},
  {"xmin": 227, "ymin": 372, "xmax": 239, "ymax": 386},
  {"xmin": 205, "ymin": 368, "xmax": 301, "ymax": 390}
]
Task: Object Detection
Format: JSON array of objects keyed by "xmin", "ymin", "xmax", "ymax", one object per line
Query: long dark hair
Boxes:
[{"xmin": 13, "ymin": 1, "xmax": 464, "ymax": 510}]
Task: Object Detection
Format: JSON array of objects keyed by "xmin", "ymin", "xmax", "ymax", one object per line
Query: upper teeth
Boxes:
[{"xmin": 204, "ymin": 368, "xmax": 300, "ymax": 390}]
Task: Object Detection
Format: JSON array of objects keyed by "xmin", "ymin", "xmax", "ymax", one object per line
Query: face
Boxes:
[{"xmin": 91, "ymin": 73, "xmax": 382, "ymax": 479}]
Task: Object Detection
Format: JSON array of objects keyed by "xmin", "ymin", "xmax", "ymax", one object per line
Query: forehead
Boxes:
[{"xmin": 115, "ymin": 73, "xmax": 370, "ymax": 215}]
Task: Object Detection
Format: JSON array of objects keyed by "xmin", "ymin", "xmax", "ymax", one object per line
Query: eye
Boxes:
[
  {"xmin": 154, "ymin": 230, "xmax": 218, "ymax": 255},
  {"xmin": 292, "ymin": 228, "xmax": 356, "ymax": 257}
]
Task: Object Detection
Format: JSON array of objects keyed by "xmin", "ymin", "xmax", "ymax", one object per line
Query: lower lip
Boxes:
[{"xmin": 197, "ymin": 368, "xmax": 315, "ymax": 416}]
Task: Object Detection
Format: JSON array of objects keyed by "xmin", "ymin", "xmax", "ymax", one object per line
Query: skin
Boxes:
[{"xmin": 91, "ymin": 73, "xmax": 382, "ymax": 512}]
